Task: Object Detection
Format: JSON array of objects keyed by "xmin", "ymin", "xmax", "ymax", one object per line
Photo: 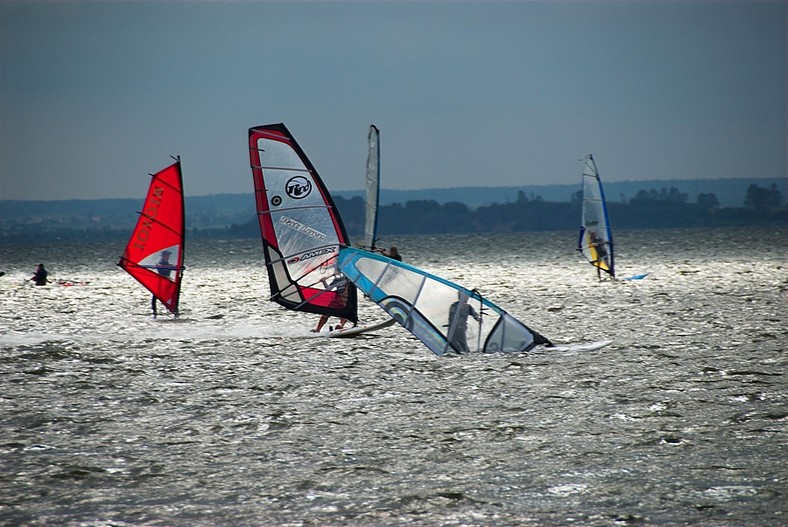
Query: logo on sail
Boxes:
[
  {"xmin": 285, "ymin": 176, "xmax": 312, "ymax": 199},
  {"xmin": 279, "ymin": 215, "xmax": 327, "ymax": 240},
  {"xmin": 287, "ymin": 246, "xmax": 337, "ymax": 264},
  {"xmin": 132, "ymin": 185, "xmax": 164, "ymax": 250}
]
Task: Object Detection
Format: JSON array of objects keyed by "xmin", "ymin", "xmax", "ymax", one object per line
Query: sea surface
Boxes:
[{"xmin": 1, "ymin": 227, "xmax": 786, "ymax": 527}]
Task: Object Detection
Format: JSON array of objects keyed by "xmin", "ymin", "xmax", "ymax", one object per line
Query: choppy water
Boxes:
[{"xmin": 1, "ymin": 227, "xmax": 786, "ymax": 527}]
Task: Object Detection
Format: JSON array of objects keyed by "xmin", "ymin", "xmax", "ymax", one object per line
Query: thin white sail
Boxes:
[{"xmin": 363, "ymin": 124, "xmax": 380, "ymax": 250}]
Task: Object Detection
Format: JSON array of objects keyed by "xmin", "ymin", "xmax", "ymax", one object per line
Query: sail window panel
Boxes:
[
  {"xmin": 353, "ymin": 256, "xmax": 413, "ymax": 300},
  {"xmin": 582, "ymin": 174, "xmax": 611, "ymax": 244},
  {"xmin": 136, "ymin": 244, "xmax": 181, "ymax": 282},
  {"xmin": 411, "ymin": 278, "xmax": 458, "ymax": 337},
  {"xmin": 270, "ymin": 208, "xmax": 335, "ymax": 254},
  {"xmin": 256, "ymin": 138, "xmax": 308, "ymax": 172},
  {"xmin": 380, "ymin": 265, "xmax": 425, "ymax": 305},
  {"xmin": 484, "ymin": 314, "xmax": 535, "ymax": 353},
  {"xmin": 273, "ymin": 262, "xmax": 302, "ymax": 303}
]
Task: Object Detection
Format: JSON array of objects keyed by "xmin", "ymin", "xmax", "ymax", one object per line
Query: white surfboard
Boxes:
[
  {"xmin": 328, "ymin": 318, "xmax": 396, "ymax": 338},
  {"xmin": 537, "ymin": 339, "xmax": 613, "ymax": 352}
]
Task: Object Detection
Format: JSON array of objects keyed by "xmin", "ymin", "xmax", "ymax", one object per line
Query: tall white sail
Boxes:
[
  {"xmin": 363, "ymin": 124, "xmax": 380, "ymax": 250},
  {"xmin": 248, "ymin": 123, "xmax": 358, "ymax": 323}
]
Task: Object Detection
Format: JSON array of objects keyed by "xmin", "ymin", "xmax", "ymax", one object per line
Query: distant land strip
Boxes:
[{"xmin": 1, "ymin": 178, "xmax": 785, "ymax": 244}]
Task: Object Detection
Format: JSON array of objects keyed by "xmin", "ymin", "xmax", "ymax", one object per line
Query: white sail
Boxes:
[
  {"xmin": 578, "ymin": 154, "xmax": 615, "ymax": 279},
  {"xmin": 363, "ymin": 124, "xmax": 380, "ymax": 250},
  {"xmin": 248, "ymin": 123, "xmax": 358, "ymax": 323}
]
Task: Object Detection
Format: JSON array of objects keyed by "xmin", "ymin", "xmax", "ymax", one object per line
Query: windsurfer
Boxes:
[
  {"xmin": 375, "ymin": 246, "xmax": 402, "ymax": 261},
  {"xmin": 447, "ymin": 293, "xmax": 481, "ymax": 352},
  {"xmin": 155, "ymin": 250, "xmax": 177, "ymax": 278},
  {"xmin": 588, "ymin": 231, "xmax": 609, "ymax": 279},
  {"xmin": 151, "ymin": 250, "xmax": 178, "ymax": 315},
  {"xmin": 30, "ymin": 263, "xmax": 48, "ymax": 286},
  {"xmin": 312, "ymin": 273, "xmax": 350, "ymax": 332}
]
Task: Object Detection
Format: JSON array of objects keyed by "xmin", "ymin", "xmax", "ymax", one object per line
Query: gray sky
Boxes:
[{"xmin": 1, "ymin": 0, "xmax": 785, "ymax": 201}]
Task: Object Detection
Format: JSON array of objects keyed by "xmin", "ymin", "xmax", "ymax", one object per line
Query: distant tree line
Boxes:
[
  {"xmin": 1, "ymin": 184, "xmax": 784, "ymax": 243},
  {"xmin": 326, "ymin": 183, "xmax": 784, "ymax": 237},
  {"xmin": 222, "ymin": 183, "xmax": 785, "ymax": 238}
]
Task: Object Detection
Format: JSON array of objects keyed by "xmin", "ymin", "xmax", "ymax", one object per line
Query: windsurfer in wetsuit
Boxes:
[
  {"xmin": 151, "ymin": 250, "xmax": 177, "ymax": 316},
  {"xmin": 447, "ymin": 292, "xmax": 482, "ymax": 353},
  {"xmin": 588, "ymin": 230, "xmax": 609, "ymax": 280},
  {"xmin": 312, "ymin": 273, "xmax": 350, "ymax": 332},
  {"xmin": 30, "ymin": 263, "xmax": 48, "ymax": 286},
  {"xmin": 448, "ymin": 291, "xmax": 553, "ymax": 352},
  {"xmin": 380, "ymin": 246, "xmax": 402, "ymax": 261}
]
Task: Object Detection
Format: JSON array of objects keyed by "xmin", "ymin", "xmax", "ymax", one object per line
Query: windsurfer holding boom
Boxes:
[
  {"xmin": 588, "ymin": 230, "xmax": 609, "ymax": 280},
  {"xmin": 447, "ymin": 292, "xmax": 482, "ymax": 353},
  {"xmin": 312, "ymin": 273, "xmax": 350, "ymax": 332},
  {"xmin": 151, "ymin": 250, "xmax": 177, "ymax": 316}
]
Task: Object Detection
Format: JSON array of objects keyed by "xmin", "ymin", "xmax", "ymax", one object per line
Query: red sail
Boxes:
[
  {"xmin": 248, "ymin": 123, "xmax": 358, "ymax": 323},
  {"xmin": 118, "ymin": 159, "xmax": 185, "ymax": 315}
]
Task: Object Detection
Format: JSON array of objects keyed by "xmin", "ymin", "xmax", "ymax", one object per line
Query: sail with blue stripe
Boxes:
[
  {"xmin": 337, "ymin": 247, "xmax": 551, "ymax": 355},
  {"xmin": 578, "ymin": 154, "xmax": 615, "ymax": 280}
]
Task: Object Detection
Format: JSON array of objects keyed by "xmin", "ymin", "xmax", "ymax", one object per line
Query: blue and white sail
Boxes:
[
  {"xmin": 363, "ymin": 124, "xmax": 380, "ymax": 250},
  {"xmin": 337, "ymin": 247, "xmax": 551, "ymax": 356},
  {"xmin": 578, "ymin": 154, "xmax": 615, "ymax": 279}
]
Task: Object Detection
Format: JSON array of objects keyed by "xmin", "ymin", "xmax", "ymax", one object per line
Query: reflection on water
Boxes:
[{"xmin": 0, "ymin": 227, "xmax": 786, "ymax": 526}]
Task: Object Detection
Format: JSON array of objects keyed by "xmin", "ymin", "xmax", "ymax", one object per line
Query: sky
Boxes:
[{"xmin": 1, "ymin": 0, "xmax": 785, "ymax": 201}]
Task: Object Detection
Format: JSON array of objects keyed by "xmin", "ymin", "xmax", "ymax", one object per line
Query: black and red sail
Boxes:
[{"xmin": 248, "ymin": 123, "xmax": 358, "ymax": 324}]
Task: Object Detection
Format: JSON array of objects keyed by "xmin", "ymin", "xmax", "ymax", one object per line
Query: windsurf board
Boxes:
[
  {"xmin": 538, "ymin": 339, "xmax": 613, "ymax": 352},
  {"xmin": 328, "ymin": 318, "xmax": 396, "ymax": 338}
]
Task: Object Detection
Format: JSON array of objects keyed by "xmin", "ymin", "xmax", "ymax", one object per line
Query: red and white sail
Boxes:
[
  {"xmin": 118, "ymin": 159, "xmax": 185, "ymax": 314},
  {"xmin": 248, "ymin": 123, "xmax": 358, "ymax": 324}
]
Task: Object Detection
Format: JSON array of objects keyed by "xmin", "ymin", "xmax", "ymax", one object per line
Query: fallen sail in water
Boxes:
[
  {"xmin": 337, "ymin": 247, "xmax": 552, "ymax": 355},
  {"xmin": 118, "ymin": 158, "xmax": 186, "ymax": 316}
]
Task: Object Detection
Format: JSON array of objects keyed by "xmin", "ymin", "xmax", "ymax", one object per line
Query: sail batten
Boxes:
[
  {"xmin": 118, "ymin": 158, "xmax": 185, "ymax": 315},
  {"xmin": 248, "ymin": 123, "xmax": 358, "ymax": 323},
  {"xmin": 578, "ymin": 154, "xmax": 615, "ymax": 279}
]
